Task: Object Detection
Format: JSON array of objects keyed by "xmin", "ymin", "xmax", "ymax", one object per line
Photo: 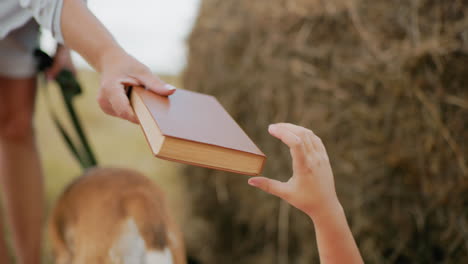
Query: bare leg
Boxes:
[
  {"xmin": 0, "ymin": 76, "xmax": 43, "ymax": 264},
  {"xmin": 0, "ymin": 208, "xmax": 11, "ymax": 264}
]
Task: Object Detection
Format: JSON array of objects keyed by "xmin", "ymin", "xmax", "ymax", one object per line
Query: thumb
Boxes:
[
  {"xmin": 138, "ymin": 71, "xmax": 176, "ymax": 96},
  {"xmin": 248, "ymin": 177, "xmax": 289, "ymax": 199}
]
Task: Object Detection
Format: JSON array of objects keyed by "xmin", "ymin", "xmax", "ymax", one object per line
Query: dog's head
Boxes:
[{"xmin": 49, "ymin": 167, "xmax": 186, "ymax": 264}]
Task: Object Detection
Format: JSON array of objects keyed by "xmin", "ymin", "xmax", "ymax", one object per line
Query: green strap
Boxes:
[
  {"xmin": 56, "ymin": 70, "xmax": 98, "ymax": 168},
  {"xmin": 42, "ymin": 81, "xmax": 90, "ymax": 168},
  {"xmin": 36, "ymin": 49, "xmax": 98, "ymax": 169}
]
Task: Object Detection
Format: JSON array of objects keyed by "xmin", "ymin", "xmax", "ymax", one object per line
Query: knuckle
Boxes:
[
  {"xmin": 314, "ymin": 134, "xmax": 323, "ymax": 142},
  {"xmin": 314, "ymin": 155, "xmax": 328, "ymax": 165},
  {"xmin": 299, "ymin": 129, "xmax": 309, "ymax": 139},
  {"xmin": 312, "ymin": 134, "xmax": 323, "ymax": 145},
  {"xmin": 307, "ymin": 157, "xmax": 319, "ymax": 167},
  {"xmin": 136, "ymin": 64, "xmax": 151, "ymax": 76},
  {"xmin": 304, "ymin": 161, "xmax": 315, "ymax": 173},
  {"xmin": 102, "ymin": 107, "xmax": 115, "ymax": 116},
  {"xmin": 281, "ymin": 189, "xmax": 292, "ymax": 200},
  {"xmin": 112, "ymin": 106, "xmax": 124, "ymax": 117},
  {"xmin": 100, "ymin": 79, "xmax": 114, "ymax": 91},
  {"xmin": 115, "ymin": 105, "xmax": 132, "ymax": 119},
  {"xmin": 99, "ymin": 79, "xmax": 108, "ymax": 88},
  {"xmin": 96, "ymin": 97, "xmax": 115, "ymax": 116},
  {"xmin": 96, "ymin": 94, "xmax": 108, "ymax": 108},
  {"xmin": 322, "ymin": 155, "xmax": 330, "ymax": 162},
  {"xmin": 292, "ymin": 136, "xmax": 303, "ymax": 147},
  {"xmin": 120, "ymin": 111, "xmax": 132, "ymax": 121},
  {"xmin": 261, "ymin": 181, "xmax": 270, "ymax": 194}
]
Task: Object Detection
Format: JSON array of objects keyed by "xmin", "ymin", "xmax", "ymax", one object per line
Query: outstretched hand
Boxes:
[
  {"xmin": 248, "ymin": 123, "xmax": 340, "ymax": 219},
  {"xmin": 250, "ymin": 124, "xmax": 363, "ymax": 263}
]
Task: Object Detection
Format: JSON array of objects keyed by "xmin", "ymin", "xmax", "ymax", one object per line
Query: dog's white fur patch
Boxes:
[
  {"xmin": 109, "ymin": 218, "xmax": 173, "ymax": 264},
  {"xmin": 109, "ymin": 218, "xmax": 146, "ymax": 264},
  {"xmin": 146, "ymin": 248, "xmax": 173, "ymax": 264}
]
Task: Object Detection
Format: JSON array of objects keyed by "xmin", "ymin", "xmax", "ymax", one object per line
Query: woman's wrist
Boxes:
[{"xmin": 95, "ymin": 44, "xmax": 126, "ymax": 73}]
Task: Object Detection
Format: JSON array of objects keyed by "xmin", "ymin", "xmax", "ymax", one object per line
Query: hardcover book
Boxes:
[{"xmin": 130, "ymin": 86, "xmax": 266, "ymax": 175}]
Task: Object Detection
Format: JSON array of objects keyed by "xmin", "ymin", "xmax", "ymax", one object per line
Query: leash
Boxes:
[{"xmin": 34, "ymin": 49, "xmax": 98, "ymax": 169}]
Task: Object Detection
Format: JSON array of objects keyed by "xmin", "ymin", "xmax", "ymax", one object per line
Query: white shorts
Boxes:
[{"xmin": 0, "ymin": 19, "xmax": 40, "ymax": 78}]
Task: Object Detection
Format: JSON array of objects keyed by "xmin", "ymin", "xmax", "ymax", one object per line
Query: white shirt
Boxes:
[{"xmin": 0, "ymin": 0, "xmax": 64, "ymax": 43}]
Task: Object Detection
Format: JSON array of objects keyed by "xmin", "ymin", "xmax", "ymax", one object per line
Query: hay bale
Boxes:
[{"xmin": 182, "ymin": 0, "xmax": 468, "ymax": 263}]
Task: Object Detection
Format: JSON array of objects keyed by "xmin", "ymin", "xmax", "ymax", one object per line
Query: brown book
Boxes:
[{"xmin": 130, "ymin": 86, "xmax": 266, "ymax": 175}]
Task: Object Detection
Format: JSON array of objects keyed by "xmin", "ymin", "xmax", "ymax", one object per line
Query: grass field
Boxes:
[{"xmin": 14, "ymin": 70, "xmax": 187, "ymax": 262}]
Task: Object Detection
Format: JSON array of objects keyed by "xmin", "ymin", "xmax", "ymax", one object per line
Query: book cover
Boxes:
[{"xmin": 130, "ymin": 86, "xmax": 266, "ymax": 175}]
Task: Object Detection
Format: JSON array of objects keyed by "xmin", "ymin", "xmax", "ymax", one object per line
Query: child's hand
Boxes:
[
  {"xmin": 250, "ymin": 123, "xmax": 363, "ymax": 263},
  {"xmin": 248, "ymin": 123, "xmax": 341, "ymax": 219},
  {"xmin": 96, "ymin": 48, "xmax": 176, "ymax": 124}
]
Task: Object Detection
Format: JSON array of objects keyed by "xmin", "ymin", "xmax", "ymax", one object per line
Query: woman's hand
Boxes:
[
  {"xmin": 46, "ymin": 44, "xmax": 76, "ymax": 80},
  {"xmin": 248, "ymin": 123, "xmax": 341, "ymax": 219},
  {"xmin": 57, "ymin": 0, "xmax": 175, "ymax": 124},
  {"xmin": 96, "ymin": 48, "xmax": 175, "ymax": 124}
]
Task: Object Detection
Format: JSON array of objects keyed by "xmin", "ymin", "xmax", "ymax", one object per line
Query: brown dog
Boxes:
[{"xmin": 49, "ymin": 167, "xmax": 186, "ymax": 264}]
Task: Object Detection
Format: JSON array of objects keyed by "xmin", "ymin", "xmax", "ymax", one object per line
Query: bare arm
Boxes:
[
  {"xmin": 59, "ymin": 0, "xmax": 175, "ymax": 123},
  {"xmin": 311, "ymin": 202, "xmax": 361, "ymax": 263},
  {"xmin": 60, "ymin": 0, "xmax": 119, "ymax": 72},
  {"xmin": 248, "ymin": 123, "xmax": 363, "ymax": 264}
]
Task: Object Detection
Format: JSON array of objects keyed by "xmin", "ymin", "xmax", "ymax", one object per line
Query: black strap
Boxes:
[{"xmin": 35, "ymin": 49, "xmax": 98, "ymax": 169}]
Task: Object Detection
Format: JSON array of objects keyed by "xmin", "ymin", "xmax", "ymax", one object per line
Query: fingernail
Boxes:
[
  {"xmin": 248, "ymin": 179, "xmax": 258, "ymax": 187},
  {"xmin": 164, "ymin": 84, "xmax": 176, "ymax": 91},
  {"xmin": 268, "ymin": 124, "xmax": 277, "ymax": 133}
]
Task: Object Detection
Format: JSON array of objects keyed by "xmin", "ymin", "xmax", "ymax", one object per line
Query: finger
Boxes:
[
  {"xmin": 310, "ymin": 133, "xmax": 327, "ymax": 154},
  {"xmin": 279, "ymin": 123, "xmax": 326, "ymax": 154},
  {"xmin": 248, "ymin": 177, "xmax": 290, "ymax": 200},
  {"xmin": 268, "ymin": 124, "xmax": 308, "ymax": 173},
  {"xmin": 120, "ymin": 77, "xmax": 140, "ymax": 87},
  {"xmin": 268, "ymin": 124, "xmax": 301, "ymax": 148},
  {"xmin": 275, "ymin": 123, "xmax": 307, "ymax": 135},
  {"xmin": 97, "ymin": 94, "xmax": 118, "ymax": 117},
  {"xmin": 275, "ymin": 123, "xmax": 319, "ymax": 154},
  {"xmin": 137, "ymin": 70, "xmax": 176, "ymax": 96},
  {"xmin": 45, "ymin": 61, "xmax": 62, "ymax": 80},
  {"xmin": 108, "ymin": 86, "xmax": 139, "ymax": 124}
]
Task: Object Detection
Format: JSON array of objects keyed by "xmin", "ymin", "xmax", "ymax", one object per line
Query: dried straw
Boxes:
[{"xmin": 182, "ymin": 0, "xmax": 468, "ymax": 263}]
